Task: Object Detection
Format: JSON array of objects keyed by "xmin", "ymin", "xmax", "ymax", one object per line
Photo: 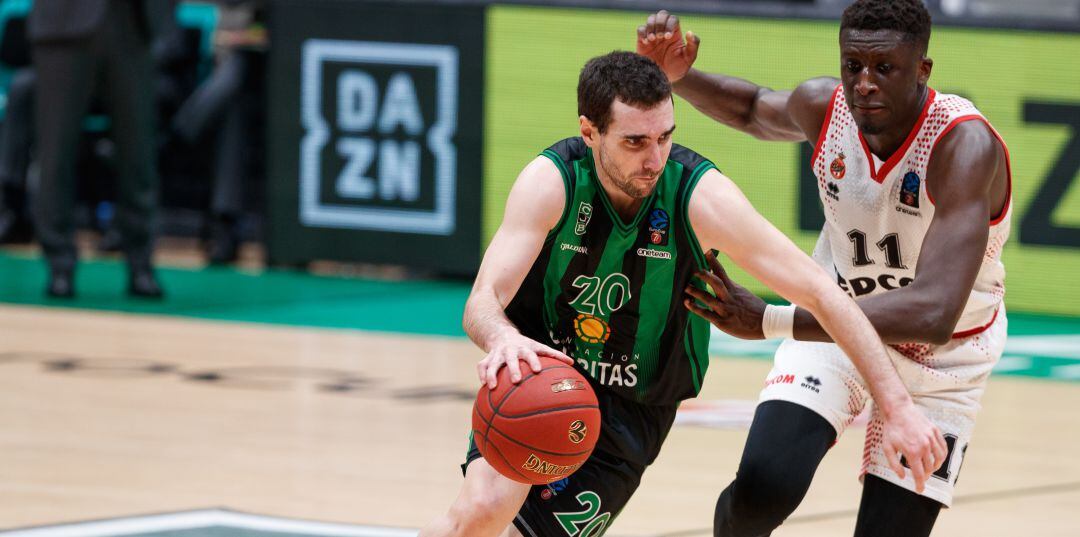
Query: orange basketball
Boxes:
[{"xmin": 472, "ymin": 357, "xmax": 601, "ymax": 485}]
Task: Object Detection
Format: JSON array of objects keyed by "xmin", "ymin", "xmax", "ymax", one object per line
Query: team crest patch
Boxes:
[
  {"xmin": 900, "ymin": 171, "xmax": 921, "ymax": 208},
  {"xmin": 575, "ymin": 202, "xmax": 593, "ymax": 236},
  {"xmin": 830, "ymin": 152, "xmax": 846, "ymax": 180},
  {"xmin": 574, "ymin": 313, "xmax": 611, "ymax": 344},
  {"xmin": 648, "ymin": 208, "xmax": 669, "ymax": 246}
]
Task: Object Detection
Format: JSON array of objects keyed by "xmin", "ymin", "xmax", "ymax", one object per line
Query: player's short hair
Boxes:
[
  {"xmin": 840, "ymin": 0, "xmax": 932, "ymax": 51},
  {"xmin": 578, "ymin": 51, "xmax": 671, "ymax": 134}
]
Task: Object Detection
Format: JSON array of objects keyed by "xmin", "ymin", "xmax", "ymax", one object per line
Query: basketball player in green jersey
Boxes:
[{"xmin": 419, "ymin": 51, "xmax": 944, "ymax": 537}]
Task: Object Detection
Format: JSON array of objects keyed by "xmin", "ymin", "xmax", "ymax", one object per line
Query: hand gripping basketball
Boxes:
[{"xmin": 472, "ymin": 356, "xmax": 601, "ymax": 485}]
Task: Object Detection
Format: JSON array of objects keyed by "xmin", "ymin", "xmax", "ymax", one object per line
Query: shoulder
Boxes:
[
  {"xmin": 926, "ymin": 117, "xmax": 1006, "ymax": 205},
  {"xmin": 541, "ymin": 137, "xmax": 589, "ymax": 167},
  {"xmin": 669, "ymin": 143, "xmax": 715, "ymax": 175},
  {"xmin": 503, "ymin": 155, "xmax": 566, "ymax": 232},
  {"xmin": 789, "ymin": 77, "xmax": 841, "ymax": 140},
  {"xmin": 930, "ymin": 118, "xmax": 1003, "ymax": 171}
]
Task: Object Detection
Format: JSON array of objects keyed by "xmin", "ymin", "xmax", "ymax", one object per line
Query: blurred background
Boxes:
[{"xmin": 0, "ymin": 0, "xmax": 1077, "ymax": 536}]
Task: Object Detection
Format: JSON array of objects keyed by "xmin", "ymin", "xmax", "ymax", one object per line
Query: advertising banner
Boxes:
[{"xmin": 267, "ymin": 0, "xmax": 484, "ymax": 273}]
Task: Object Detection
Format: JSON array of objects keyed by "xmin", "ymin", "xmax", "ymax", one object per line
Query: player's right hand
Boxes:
[
  {"xmin": 477, "ymin": 334, "xmax": 574, "ymax": 389},
  {"xmin": 636, "ymin": 10, "xmax": 700, "ymax": 83},
  {"xmin": 881, "ymin": 402, "xmax": 948, "ymax": 494}
]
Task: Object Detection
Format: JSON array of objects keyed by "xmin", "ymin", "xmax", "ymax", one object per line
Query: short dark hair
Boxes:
[
  {"xmin": 577, "ymin": 51, "xmax": 671, "ymax": 134},
  {"xmin": 841, "ymin": 0, "xmax": 932, "ymax": 51}
]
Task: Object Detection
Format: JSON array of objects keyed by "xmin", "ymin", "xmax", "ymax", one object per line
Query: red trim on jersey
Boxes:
[
  {"xmin": 925, "ymin": 115, "xmax": 1013, "ymax": 226},
  {"xmin": 951, "ymin": 306, "xmax": 999, "ymax": 339},
  {"xmin": 811, "ymin": 85, "xmax": 843, "ymax": 165},
  {"xmin": 857, "ymin": 88, "xmax": 936, "ymax": 184}
]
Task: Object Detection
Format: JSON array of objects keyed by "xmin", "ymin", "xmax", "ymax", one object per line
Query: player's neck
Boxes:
[
  {"xmin": 595, "ymin": 171, "xmax": 645, "ymax": 221},
  {"xmin": 862, "ymin": 86, "xmax": 929, "ymax": 161}
]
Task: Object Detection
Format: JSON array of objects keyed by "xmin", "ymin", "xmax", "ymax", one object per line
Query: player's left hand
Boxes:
[
  {"xmin": 683, "ymin": 251, "xmax": 767, "ymax": 339},
  {"xmin": 881, "ymin": 402, "xmax": 949, "ymax": 494}
]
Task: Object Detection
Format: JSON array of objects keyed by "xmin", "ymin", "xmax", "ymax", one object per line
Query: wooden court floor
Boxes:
[{"xmin": 0, "ymin": 304, "xmax": 1077, "ymax": 536}]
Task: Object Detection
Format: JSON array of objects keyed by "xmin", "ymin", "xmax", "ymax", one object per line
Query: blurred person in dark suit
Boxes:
[
  {"xmin": 173, "ymin": 0, "xmax": 266, "ymax": 265},
  {"xmin": 30, "ymin": 0, "xmax": 176, "ymax": 297}
]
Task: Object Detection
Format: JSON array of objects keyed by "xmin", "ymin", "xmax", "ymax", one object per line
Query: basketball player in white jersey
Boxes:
[{"xmin": 638, "ymin": 1, "xmax": 1010, "ymax": 536}]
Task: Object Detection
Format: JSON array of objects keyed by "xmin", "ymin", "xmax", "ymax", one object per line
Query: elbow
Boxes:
[{"xmin": 920, "ymin": 307, "xmax": 963, "ymax": 345}]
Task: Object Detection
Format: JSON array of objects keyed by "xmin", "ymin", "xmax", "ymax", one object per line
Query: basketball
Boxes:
[{"xmin": 472, "ymin": 357, "xmax": 601, "ymax": 485}]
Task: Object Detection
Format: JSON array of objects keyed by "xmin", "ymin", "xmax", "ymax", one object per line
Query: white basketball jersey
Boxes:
[{"xmin": 810, "ymin": 86, "xmax": 1011, "ymax": 336}]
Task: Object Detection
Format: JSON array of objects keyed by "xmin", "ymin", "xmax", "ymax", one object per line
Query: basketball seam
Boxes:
[
  {"xmin": 491, "ymin": 364, "xmax": 576, "ymax": 414},
  {"xmin": 484, "ymin": 431, "xmax": 536, "ymax": 483},
  {"xmin": 486, "ymin": 423, "xmax": 594, "ymax": 457},
  {"xmin": 497, "ymin": 404, "xmax": 600, "ymax": 420}
]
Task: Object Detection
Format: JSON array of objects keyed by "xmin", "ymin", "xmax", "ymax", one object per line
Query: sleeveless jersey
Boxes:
[
  {"xmin": 811, "ymin": 86, "xmax": 1011, "ymax": 336},
  {"xmin": 505, "ymin": 137, "xmax": 715, "ymax": 405}
]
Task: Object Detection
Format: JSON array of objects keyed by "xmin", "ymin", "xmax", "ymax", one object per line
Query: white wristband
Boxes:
[{"xmin": 762, "ymin": 304, "xmax": 796, "ymax": 340}]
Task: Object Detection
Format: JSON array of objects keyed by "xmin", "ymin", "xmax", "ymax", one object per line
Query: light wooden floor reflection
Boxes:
[{"xmin": 0, "ymin": 305, "xmax": 1076, "ymax": 536}]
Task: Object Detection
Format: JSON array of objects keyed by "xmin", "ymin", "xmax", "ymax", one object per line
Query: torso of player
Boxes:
[
  {"xmin": 811, "ymin": 86, "xmax": 1012, "ymax": 336},
  {"xmin": 503, "ymin": 138, "xmax": 714, "ymax": 405}
]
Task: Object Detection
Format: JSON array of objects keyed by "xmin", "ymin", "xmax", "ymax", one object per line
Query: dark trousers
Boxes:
[
  {"xmin": 173, "ymin": 48, "xmax": 265, "ymax": 219},
  {"xmin": 32, "ymin": 0, "xmax": 158, "ymax": 271}
]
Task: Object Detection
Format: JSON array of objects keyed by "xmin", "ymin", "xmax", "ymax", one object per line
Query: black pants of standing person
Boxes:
[
  {"xmin": 173, "ymin": 48, "xmax": 265, "ymax": 264},
  {"xmin": 33, "ymin": 0, "xmax": 162, "ymax": 297}
]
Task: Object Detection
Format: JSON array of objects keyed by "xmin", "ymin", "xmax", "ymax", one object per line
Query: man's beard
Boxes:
[
  {"xmin": 597, "ymin": 145, "xmax": 656, "ymax": 199},
  {"xmin": 857, "ymin": 120, "xmax": 886, "ymax": 135}
]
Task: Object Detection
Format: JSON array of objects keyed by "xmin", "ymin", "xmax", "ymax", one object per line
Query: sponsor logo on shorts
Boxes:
[
  {"xmin": 542, "ymin": 477, "xmax": 570, "ymax": 500},
  {"xmin": 765, "ymin": 373, "xmax": 795, "ymax": 386},
  {"xmin": 636, "ymin": 247, "xmax": 672, "ymax": 260},
  {"xmin": 801, "ymin": 375, "xmax": 822, "ymax": 393},
  {"xmin": 561, "ymin": 243, "xmax": 588, "ymax": 254},
  {"xmin": 568, "ymin": 419, "xmax": 587, "ymax": 444},
  {"xmin": 551, "ymin": 378, "xmax": 587, "ymax": 393},
  {"xmin": 522, "ymin": 453, "xmax": 583, "ymax": 478}
]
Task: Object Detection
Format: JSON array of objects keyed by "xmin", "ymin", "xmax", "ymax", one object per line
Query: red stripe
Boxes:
[
  {"xmin": 951, "ymin": 306, "xmax": 999, "ymax": 339},
  {"xmin": 811, "ymin": 85, "xmax": 843, "ymax": 166},
  {"xmin": 925, "ymin": 115, "xmax": 1013, "ymax": 226},
  {"xmin": 858, "ymin": 88, "xmax": 936, "ymax": 184}
]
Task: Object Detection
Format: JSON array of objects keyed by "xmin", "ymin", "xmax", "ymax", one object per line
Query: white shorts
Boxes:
[{"xmin": 759, "ymin": 307, "xmax": 1007, "ymax": 507}]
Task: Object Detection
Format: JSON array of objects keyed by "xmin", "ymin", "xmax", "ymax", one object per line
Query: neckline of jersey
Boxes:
[
  {"xmin": 584, "ymin": 147, "xmax": 658, "ymax": 233},
  {"xmin": 856, "ymin": 87, "xmax": 936, "ymax": 184}
]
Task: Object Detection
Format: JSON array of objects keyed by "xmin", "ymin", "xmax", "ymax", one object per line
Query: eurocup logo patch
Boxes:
[
  {"xmin": 900, "ymin": 171, "xmax": 921, "ymax": 208},
  {"xmin": 648, "ymin": 208, "xmax": 669, "ymax": 246},
  {"xmin": 299, "ymin": 40, "xmax": 459, "ymax": 234}
]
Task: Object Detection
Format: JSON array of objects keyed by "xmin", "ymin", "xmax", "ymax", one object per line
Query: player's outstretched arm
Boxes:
[
  {"xmin": 636, "ymin": 10, "xmax": 832, "ymax": 142},
  {"xmin": 465, "ymin": 156, "xmax": 573, "ymax": 388},
  {"xmin": 790, "ymin": 120, "xmax": 1008, "ymax": 344},
  {"xmin": 687, "ymin": 170, "xmax": 947, "ymax": 491}
]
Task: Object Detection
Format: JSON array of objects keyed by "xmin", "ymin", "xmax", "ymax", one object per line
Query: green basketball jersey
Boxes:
[{"xmin": 505, "ymin": 137, "xmax": 716, "ymax": 405}]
